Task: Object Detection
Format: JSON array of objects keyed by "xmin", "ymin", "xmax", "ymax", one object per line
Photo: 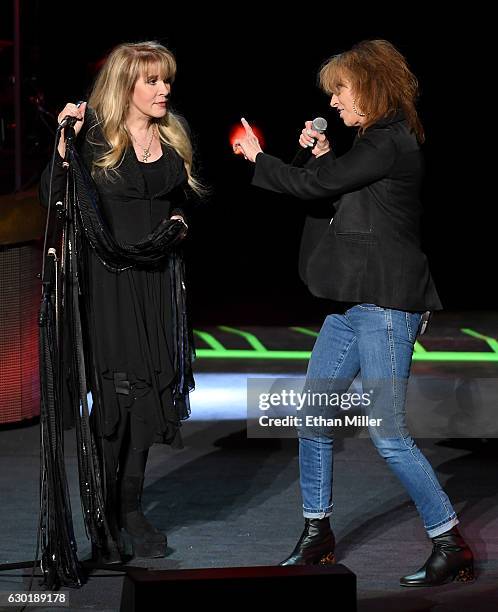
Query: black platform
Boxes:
[{"xmin": 121, "ymin": 564, "xmax": 356, "ymax": 611}]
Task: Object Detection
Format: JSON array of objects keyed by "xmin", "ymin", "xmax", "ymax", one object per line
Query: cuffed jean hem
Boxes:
[
  {"xmin": 303, "ymin": 506, "xmax": 333, "ymax": 519},
  {"xmin": 426, "ymin": 514, "xmax": 459, "ymax": 539}
]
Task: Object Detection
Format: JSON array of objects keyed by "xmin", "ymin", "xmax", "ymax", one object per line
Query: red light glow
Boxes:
[{"xmin": 229, "ymin": 122, "xmax": 265, "ymax": 154}]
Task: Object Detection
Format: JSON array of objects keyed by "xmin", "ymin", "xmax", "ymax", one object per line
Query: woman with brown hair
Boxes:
[{"xmin": 234, "ymin": 39, "xmax": 474, "ymax": 586}]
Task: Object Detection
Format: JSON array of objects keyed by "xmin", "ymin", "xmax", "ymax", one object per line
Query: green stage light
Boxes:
[{"xmin": 192, "ymin": 327, "xmax": 498, "ymax": 362}]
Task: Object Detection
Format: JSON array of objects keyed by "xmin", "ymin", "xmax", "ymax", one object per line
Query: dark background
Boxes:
[{"xmin": 1, "ymin": 4, "xmax": 492, "ymax": 323}]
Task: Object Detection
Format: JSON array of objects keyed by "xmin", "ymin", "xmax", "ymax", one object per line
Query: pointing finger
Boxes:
[{"xmin": 241, "ymin": 117, "xmax": 254, "ymax": 136}]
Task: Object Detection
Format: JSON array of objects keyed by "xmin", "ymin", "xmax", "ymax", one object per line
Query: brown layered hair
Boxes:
[{"xmin": 319, "ymin": 40, "xmax": 424, "ymax": 143}]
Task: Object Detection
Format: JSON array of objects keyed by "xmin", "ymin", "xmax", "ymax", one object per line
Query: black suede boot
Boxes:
[
  {"xmin": 400, "ymin": 526, "xmax": 474, "ymax": 586},
  {"xmin": 119, "ymin": 475, "xmax": 167, "ymax": 558},
  {"xmin": 279, "ymin": 518, "xmax": 336, "ymax": 566}
]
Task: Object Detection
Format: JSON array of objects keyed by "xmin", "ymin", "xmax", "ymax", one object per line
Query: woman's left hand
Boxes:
[
  {"xmin": 300, "ymin": 120, "xmax": 331, "ymax": 158},
  {"xmin": 233, "ymin": 118, "xmax": 263, "ymax": 163},
  {"xmin": 170, "ymin": 215, "xmax": 188, "ymax": 239}
]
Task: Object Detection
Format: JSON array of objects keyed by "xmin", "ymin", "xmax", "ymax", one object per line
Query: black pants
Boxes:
[
  {"xmin": 102, "ymin": 406, "xmax": 149, "ymax": 482},
  {"xmin": 97, "ymin": 406, "xmax": 149, "ymax": 548}
]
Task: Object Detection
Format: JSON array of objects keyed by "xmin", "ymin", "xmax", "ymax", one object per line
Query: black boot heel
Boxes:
[
  {"xmin": 400, "ymin": 526, "xmax": 474, "ymax": 587},
  {"xmin": 279, "ymin": 518, "xmax": 336, "ymax": 566},
  {"xmin": 455, "ymin": 563, "xmax": 475, "ymax": 583},
  {"xmin": 319, "ymin": 551, "xmax": 336, "ymax": 565}
]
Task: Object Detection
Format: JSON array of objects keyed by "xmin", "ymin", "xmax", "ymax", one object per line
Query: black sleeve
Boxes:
[
  {"xmin": 303, "ymin": 148, "xmax": 337, "ymax": 168},
  {"xmin": 168, "ymin": 171, "xmax": 197, "ymax": 224},
  {"xmin": 39, "ymin": 106, "xmax": 96, "ymax": 210},
  {"xmin": 252, "ymin": 129, "xmax": 396, "ymax": 200},
  {"xmin": 170, "ymin": 202, "xmax": 187, "ymax": 222},
  {"xmin": 39, "ymin": 148, "xmax": 67, "ymax": 210}
]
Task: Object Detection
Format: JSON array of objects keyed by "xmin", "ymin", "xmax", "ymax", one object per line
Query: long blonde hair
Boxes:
[
  {"xmin": 319, "ymin": 40, "xmax": 425, "ymax": 143},
  {"xmin": 87, "ymin": 41, "xmax": 203, "ymax": 193}
]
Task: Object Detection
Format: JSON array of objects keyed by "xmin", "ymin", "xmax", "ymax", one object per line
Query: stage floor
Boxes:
[{"xmin": 1, "ymin": 312, "xmax": 497, "ymax": 611}]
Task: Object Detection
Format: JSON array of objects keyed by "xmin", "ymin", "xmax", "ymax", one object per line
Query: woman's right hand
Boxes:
[
  {"xmin": 299, "ymin": 120, "xmax": 331, "ymax": 158},
  {"xmin": 57, "ymin": 101, "xmax": 87, "ymax": 157}
]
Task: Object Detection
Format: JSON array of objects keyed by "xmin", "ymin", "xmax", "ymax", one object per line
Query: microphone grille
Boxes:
[{"xmin": 312, "ymin": 117, "xmax": 328, "ymax": 133}]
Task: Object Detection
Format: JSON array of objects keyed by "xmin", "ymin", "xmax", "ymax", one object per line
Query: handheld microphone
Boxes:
[
  {"xmin": 291, "ymin": 117, "xmax": 328, "ymax": 167},
  {"xmin": 60, "ymin": 102, "xmax": 86, "ymax": 165},
  {"xmin": 58, "ymin": 116, "xmax": 78, "ymax": 129},
  {"xmin": 58, "ymin": 101, "xmax": 86, "ymax": 129}
]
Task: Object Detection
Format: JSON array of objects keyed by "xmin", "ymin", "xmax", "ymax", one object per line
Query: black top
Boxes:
[
  {"xmin": 39, "ymin": 110, "xmax": 192, "ymax": 450},
  {"xmin": 138, "ymin": 155, "xmax": 173, "ymax": 223},
  {"xmin": 252, "ymin": 111, "xmax": 442, "ymax": 311},
  {"xmin": 139, "ymin": 155, "xmax": 166, "ymax": 198}
]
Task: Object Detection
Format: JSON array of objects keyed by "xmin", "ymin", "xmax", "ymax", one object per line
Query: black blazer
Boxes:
[{"xmin": 251, "ymin": 112, "xmax": 442, "ymax": 311}]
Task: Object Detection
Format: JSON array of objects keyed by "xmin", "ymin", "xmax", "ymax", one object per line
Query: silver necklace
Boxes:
[{"xmin": 131, "ymin": 124, "xmax": 156, "ymax": 162}]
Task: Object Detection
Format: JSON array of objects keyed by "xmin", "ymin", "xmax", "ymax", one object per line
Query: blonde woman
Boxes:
[
  {"xmin": 234, "ymin": 40, "xmax": 474, "ymax": 587},
  {"xmin": 40, "ymin": 41, "xmax": 199, "ymax": 562}
]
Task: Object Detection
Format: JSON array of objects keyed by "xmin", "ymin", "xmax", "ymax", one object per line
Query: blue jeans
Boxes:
[{"xmin": 299, "ymin": 304, "xmax": 458, "ymax": 538}]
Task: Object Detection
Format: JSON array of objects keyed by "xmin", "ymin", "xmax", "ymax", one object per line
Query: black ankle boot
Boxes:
[
  {"xmin": 121, "ymin": 511, "xmax": 167, "ymax": 558},
  {"xmin": 279, "ymin": 518, "xmax": 336, "ymax": 566},
  {"xmin": 119, "ymin": 475, "xmax": 167, "ymax": 558},
  {"xmin": 400, "ymin": 526, "xmax": 474, "ymax": 587}
]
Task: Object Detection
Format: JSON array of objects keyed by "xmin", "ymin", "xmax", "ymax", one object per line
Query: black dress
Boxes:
[
  {"xmin": 88, "ymin": 156, "xmax": 181, "ymax": 452},
  {"xmin": 40, "ymin": 119, "xmax": 192, "ymax": 453}
]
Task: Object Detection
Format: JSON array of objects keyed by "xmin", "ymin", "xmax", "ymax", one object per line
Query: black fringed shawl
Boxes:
[{"xmin": 38, "ymin": 136, "xmax": 195, "ymax": 588}]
